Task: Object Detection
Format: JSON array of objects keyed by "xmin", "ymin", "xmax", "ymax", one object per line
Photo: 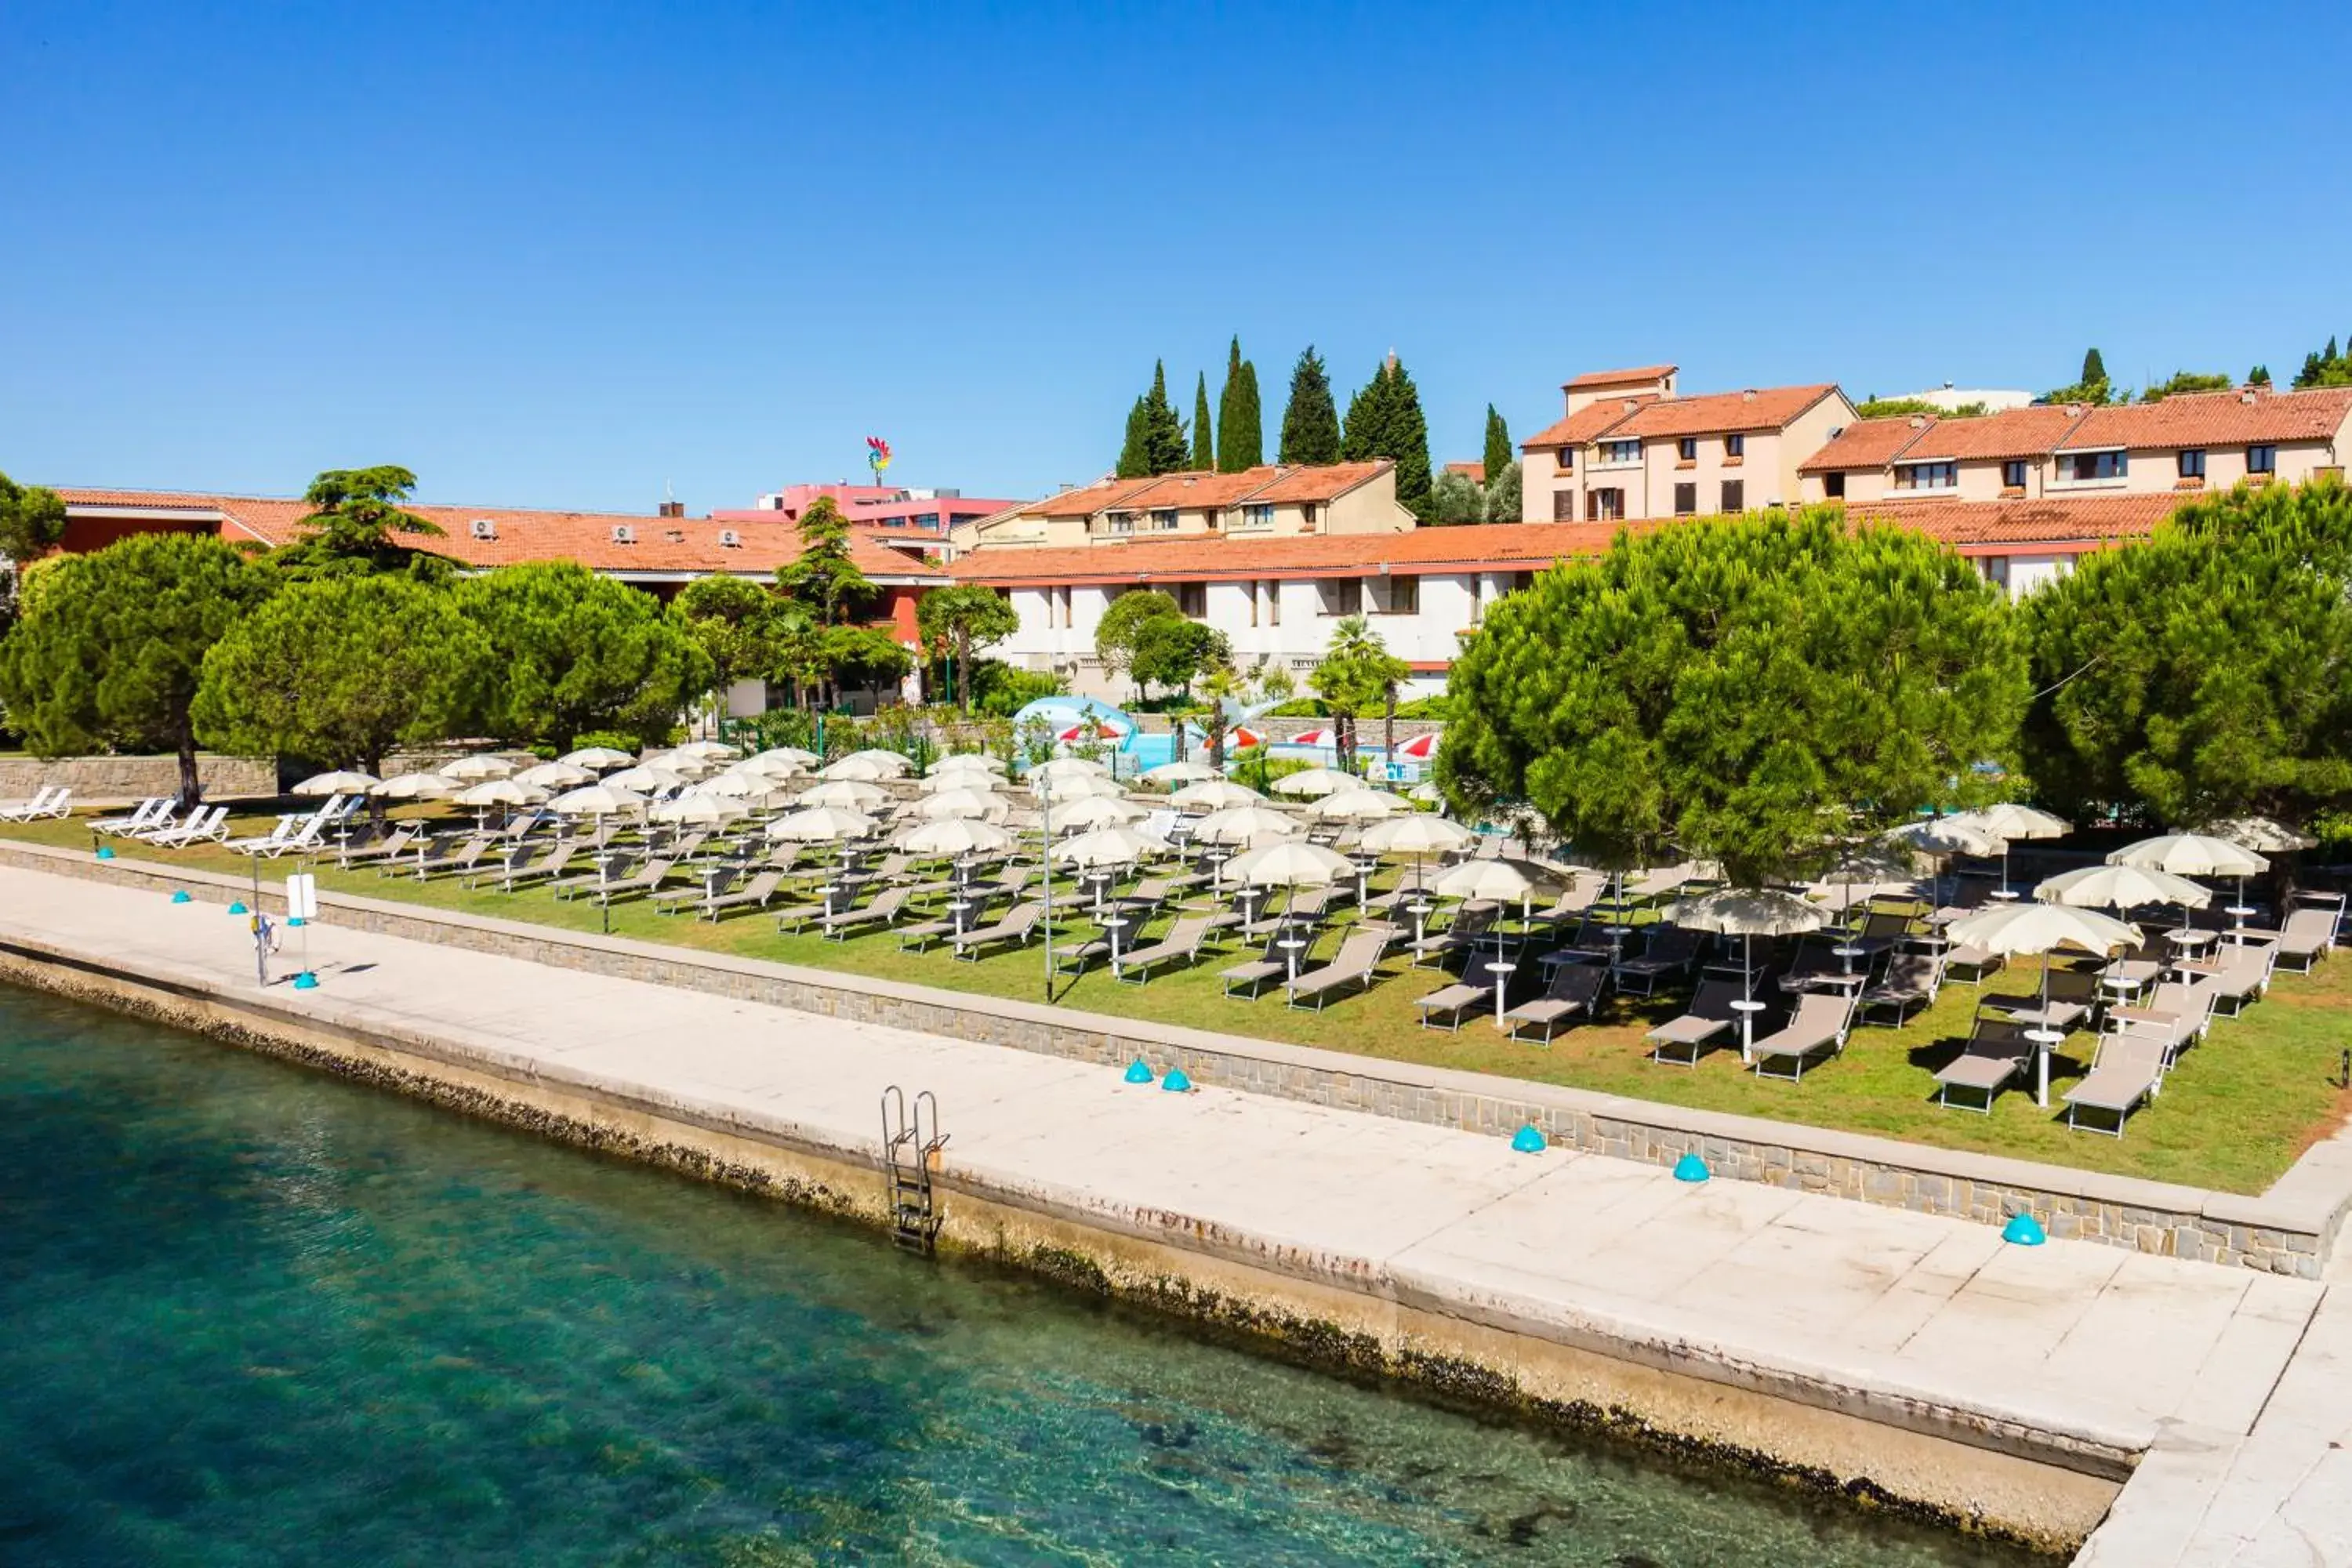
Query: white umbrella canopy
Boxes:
[
  {"xmin": 747, "ymin": 746, "xmax": 821, "ymax": 769},
  {"xmin": 927, "ymin": 752, "xmax": 1007, "ymax": 777},
  {"xmin": 1304, "ymin": 788, "xmax": 1405, "ymax": 823},
  {"xmin": 672, "ymin": 739, "xmax": 740, "ymax": 760},
  {"xmin": 839, "ymin": 748, "xmax": 913, "ymax": 776},
  {"xmin": 1192, "ymin": 804, "xmax": 1301, "ymax": 848},
  {"xmin": 1142, "ymin": 758, "xmax": 1220, "ymax": 786},
  {"xmin": 648, "ymin": 790, "xmax": 750, "ymax": 826},
  {"xmin": 1430, "ymin": 857, "xmax": 1560, "ymax": 905},
  {"xmin": 372, "ymin": 771, "xmax": 461, "ymax": 800},
  {"xmin": 1945, "ymin": 902, "xmax": 2140, "ymax": 959},
  {"xmin": 894, "ymin": 817, "xmax": 1014, "ymax": 858},
  {"xmin": 916, "ymin": 787, "xmax": 1010, "ymax": 822},
  {"xmin": 452, "ymin": 779, "xmax": 549, "ymax": 808},
  {"xmin": 514, "ymin": 760, "xmax": 593, "ymax": 790},
  {"xmin": 1033, "ymin": 770, "xmax": 1124, "ymax": 801},
  {"xmin": 799, "ymin": 778, "xmax": 891, "ymax": 811},
  {"xmin": 1170, "ymin": 779, "xmax": 1263, "ymax": 811},
  {"xmin": 1054, "ymin": 794, "xmax": 1148, "ymax": 829},
  {"xmin": 1270, "ymin": 768, "xmax": 1363, "ymax": 800},
  {"xmin": 2202, "ymin": 818, "xmax": 2316, "ymax": 855},
  {"xmin": 1883, "ymin": 816, "xmax": 2007, "ymax": 859},
  {"xmin": 293, "ymin": 769, "xmax": 379, "ymax": 797},
  {"xmin": 1030, "ymin": 756, "xmax": 1109, "ymax": 782},
  {"xmin": 1668, "ymin": 887, "xmax": 1826, "ymax": 937},
  {"xmin": 639, "ymin": 750, "xmax": 723, "ymax": 781},
  {"xmin": 917, "ymin": 768, "xmax": 1005, "ymax": 795},
  {"xmin": 765, "ymin": 806, "xmax": 879, "ymax": 843},
  {"xmin": 1225, "ymin": 840, "xmax": 1355, "ymax": 888},
  {"xmin": 559, "ymin": 746, "xmax": 635, "ymax": 771},
  {"xmin": 1406, "ymin": 781, "xmax": 1444, "ymax": 806},
  {"xmin": 2035, "ymin": 864, "xmax": 2211, "ymax": 912},
  {"xmin": 1359, "ymin": 815, "xmax": 1475, "ymax": 857},
  {"xmin": 729, "ymin": 752, "xmax": 806, "ymax": 782},
  {"xmin": 2107, "ymin": 833, "xmax": 2269, "ymax": 878},
  {"xmin": 818, "ymin": 754, "xmax": 902, "ymax": 783},
  {"xmin": 1051, "ymin": 824, "xmax": 1167, "ymax": 870},
  {"xmin": 438, "ymin": 753, "xmax": 517, "ymax": 782},
  {"xmin": 549, "ymin": 783, "xmax": 648, "ymax": 816},
  {"xmin": 699, "ymin": 769, "xmax": 775, "ymax": 798},
  {"xmin": 603, "ymin": 764, "xmax": 688, "ymax": 795},
  {"xmin": 1950, "ymin": 803, "xmax": 2071, "ymax": 841}
]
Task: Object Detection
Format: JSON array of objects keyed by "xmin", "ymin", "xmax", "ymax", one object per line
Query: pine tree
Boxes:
[
  {"xmin": 1482, "ymin": 405, "xmax": 1512, "ymax": 482},
  {"xmin": 1277, "ymin": 346, "xmax": 1341, "ymax": 466},
  {"xmin": 1341, "ymin": 355, "xmax": 1433, "ymax": 519},
  {"xmin": 1216, "ymin": 337, "xmax": 1264, "ymax": 472},
  {"xmin": 1192, "ymin": 372, "xmax": 1214, "ymax": 470},
  {"xmin": 1140, "ymin": 361, "xmax": 1189, "ymax": 475},
  {"xmin": 2082, "ymin": 347, "xmax": 2108, "ymax": 387},
  {"xmin": 2249, "ymin": 365, "xmax": 2272, "ymax": 387}
]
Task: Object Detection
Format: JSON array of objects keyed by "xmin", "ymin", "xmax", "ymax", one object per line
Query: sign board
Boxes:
[{"xmin": 285, "ymin": 873, "xmax": 319, "ymax": 922}]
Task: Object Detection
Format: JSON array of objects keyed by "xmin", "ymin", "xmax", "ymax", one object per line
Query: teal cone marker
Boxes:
[
  {"xmin": 1123, "ymin": 1059, "xmax": 1154, "ymax": 1084},
  {"xmin": 1161, "ymin": 1068, "xmax": 1192, "ymax": 1093},
  {"xmin": 286, "ymin": 916, "xmax": 305, "ymax": 928},
  {"xmin": 95, "ymin": 845, "xmax": 114, "ymax": 859},
  {"xmin": 227, "ymin": 900, "xmax": 249, "ymax": 916},
  {"xmin": 1511, "ymin": 1124, "xmax": 1545, "ymax": 1153},
  {"xmin": 1673, "ymin": 1151, "xmax": 1711, "ymax": 1183},
  {"xmin": 2002, "ymin": 1212, "xmax": 2047, "ymax": 1247},
  {"xmin": 171, "ymin": 890, "xmax": 192, "ymax": 905}
]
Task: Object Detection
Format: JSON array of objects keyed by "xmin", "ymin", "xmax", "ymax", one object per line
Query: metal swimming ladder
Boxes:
[{"xmin": 879, "ymin": 1085, "xmax": 948, "ymax": 1254}]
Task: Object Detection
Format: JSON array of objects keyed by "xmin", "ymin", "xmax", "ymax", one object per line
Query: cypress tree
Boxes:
[
  {"xmin": 2082, "ymin": 347, "xmax": 2108, "ymax": 387},
  {"xmin": 1116, "ymin": 396, "xmax": 1150, "ymax": 478},
  {"xmin": 1482, "ymin": 405, "xmax": 1512, "ymax": 481},
  {"xmin": 1192, "ymin": 372, "xmax": 1214, "ymax": 470},
  {"xmin": 1217, "ymin": 337, "xmax": 1264, "ymax": 472},
  {"xmin": 1141, "ymin": 360, "xmax": 1189, "ymax": 475},
  {"xmin": 1277, "ymin": 346, "xmax": 1341, "ymax": 466}
]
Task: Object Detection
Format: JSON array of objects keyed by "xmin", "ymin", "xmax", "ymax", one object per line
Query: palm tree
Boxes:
[{"xmin": 1309, "ymin": 615, "xmax": 1407, "ymax": 775}]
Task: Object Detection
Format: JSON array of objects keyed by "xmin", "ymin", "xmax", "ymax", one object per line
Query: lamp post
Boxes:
[{"xmin": 1038, "ymin": 771, "xmax": 1054, "ymax": 1000}]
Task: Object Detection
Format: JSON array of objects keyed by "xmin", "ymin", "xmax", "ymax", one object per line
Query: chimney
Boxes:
[
  {"xmin": 1741, "ymin": 389, "xmax": 1758, "ymax": 402},
  {"xmin": 657, "ymin": 499, "xmax": 685, "ymax": 519}
]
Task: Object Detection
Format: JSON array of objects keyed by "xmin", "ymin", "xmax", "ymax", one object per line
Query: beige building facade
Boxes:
[
  {"xmin": 949, "ymin": 461, "xmax": 1413, "ymax": 554},
  {"xmin": 1519, "ymin": 365, "xmax": 1854, "ymax": 523}
]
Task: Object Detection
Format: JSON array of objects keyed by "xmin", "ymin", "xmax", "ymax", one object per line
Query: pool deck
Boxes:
[{"xmin": 0, "ymin": 861, "xmax": 2342, "ymax": 1562}]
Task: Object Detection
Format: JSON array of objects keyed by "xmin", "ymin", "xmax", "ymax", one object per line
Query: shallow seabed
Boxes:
[{"xmin": 0, "ymin": 984, "xmax": 2045, "ymax": 1566}]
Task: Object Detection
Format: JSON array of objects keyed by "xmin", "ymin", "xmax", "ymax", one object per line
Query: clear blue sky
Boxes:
[{"xmin": 5, "ymin": 1, "xmax": 2349, "ymax": 514}]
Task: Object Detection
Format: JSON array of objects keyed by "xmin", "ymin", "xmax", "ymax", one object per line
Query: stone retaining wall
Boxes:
[
  {"xmin": 0, "ymin": 753, "xmax": 275, "ymax": 804},
  {"xmin": 2, "ymin": 837, "xmax": 2344, "ymax": 1278}
]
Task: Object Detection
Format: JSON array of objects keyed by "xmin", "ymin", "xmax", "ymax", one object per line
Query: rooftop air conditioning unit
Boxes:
[
  {"xmin": 470, "ymin": 518, "xmax": 497, "ymax": 539},
  {"xmin": 611, "ymin": 524, "xmax": 636, "ymax": 544},
  {"xmin": 718, "ymin": 528, "xmax": 742, "ymax": 547}
]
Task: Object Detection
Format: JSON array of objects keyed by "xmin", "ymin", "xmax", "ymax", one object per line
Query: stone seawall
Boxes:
[
  {"xmin": 5, "ymin": 836, "xmax": 2344, "ymax": 1279},
  {"xmin": 0, "ymin": 753, "xmax": 275, "ymax": 804}
]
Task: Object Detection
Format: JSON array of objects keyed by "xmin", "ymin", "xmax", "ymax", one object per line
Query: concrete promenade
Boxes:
[{"xmin": 0, "ymin": 862, "xmax": 2341, "ymax": 1560}]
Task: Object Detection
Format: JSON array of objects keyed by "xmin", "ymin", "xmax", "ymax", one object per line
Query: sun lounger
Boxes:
[
  {"xmin": 1112, "ymin": 915, "xmax": 1216, "ymax": 984},
  {"xmin": 1405, "ymin": 902, "xmax": 1498, "ymax": 967},
  {"xmin": 412, "ymin": 833, "xmax": 503, "ymax": 882},
  {"xmin": 824, "ymin": 885, "xmax": 914, "ymax": 939},
  {"xmin": 1219, "ymin": 933, "xmax": 1290, "ymax": 999},
  {"xmin": 2104, "ymin": 979, "xmax": 2216, "ymax": 1069},
  {"xmin": 1646, "ymin": 976, "xmax": 1751, "ymax": 1065},
  {"xmin": 696, "ymin": 869, "xmax": 788, "ymax": 922},
  {"xmin": 1934, "ymin": 1018, "xmax": 2034, "ymax": 1112},
  {"xmin": 90, "ymin": 797, "xmax": 169, "ymax": 837},
  {"xmin": 338, "ymin": 822, "xmax": 423, "ymax": 869},
  {"xmin": 654, "ymin": 864, "xmax": 741, "ymax": 914},
  {"xmin": 1612, "ymin": 925, "xmax": 1703, "ymax": 996},
  {"xmin": 1748, "ymin": 992, "xmax": 1855, "ymax": 1082},
  {"xmin": 0, "ymin": 786, "xmax": 71, "ymax": 822},
  {"xmin": 1857, "ymin": 950, "xmax": 1944, "ymax": 1026},
  {"xmin": 1984, "ymin": 964, "xmax": 2103, "ymax": 1031},
  {"xmin": 897, "ymin": 894, "xmax": 1004, "ymax": 953},
  {"xmin": 1413, "ymin": 981, "xmax": 1490, "ymax": 1031},
  {"xmin": 1286, "ymin": 925, "xmax": 1396, "ymax": 1011},
  {"xmin": 1940, "ymin": 942, "xmax": 2005, "ymax": 984},
  {"xmin": 2271, "ymin": 895, "xmax": 2343, "ymax": 972},
  {"xmin": 224, "ymin": 815, "xmax": 297, "ymax": 855},
  {"xmin": 551, "ymin": 849, "xmax": 641, "ymax": 898},
  {"xmin": 1503, "ymin": 961, "xmax": 1607, "ymax": 1042},
  {"xmin": 2063, "ymin": 1033, "xmax": 2169, "ymax": 1137},
  {"xmin": 588, "ymin": 856, "xmax": 676, "ymax": 907},
  {"xmin": 952, "ymin": 901, "xmax": 1045, "ymax": 961},
  {"xmin": 147, "ymin": 804, "xmax": 229, "ymax": 847},
  {"xmin": 2204, "ymin": 939, "xmax": 2276, "ymax": 1016}
]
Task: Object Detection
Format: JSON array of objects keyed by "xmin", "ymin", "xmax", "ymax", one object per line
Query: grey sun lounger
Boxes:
[
  {"xmin": 590, "ymin": 856, "xmax": 677, "ymax": 907},
  {"xmin": 1220, "ymin": 934, "xmax": 1290, "ymax": 999},
  {"xmin": 695, "ymin": 869, "xmax": 789, "ymax": 921},
  {"xmin": 1612, "ymin": 926, "xmax": 1702, "ymax": 997},
  {"xmin": 2063, "ymin": 1033, "xmax": 2169, "ymax": 1138},
  {"xmin": 1414, "ymin": 981, "xmax": 1490, "ymax": 1031},
  {"xmin": 493, "ymin": 842, "xmax": 582, "ymax": 891},
  {"xmin": 952, "ymin": 901, "xmax": 1045, "ymax": 960},
  {"xmin": 338, "ymin": 822, "xmax": 424, "ymax": 868},
  {"xmin": 1857, "ymin": 950, "xmax": 1944, "ymax": 1026},
  {"xmin": 1112, "ymin": 915, "xmax": 1216, "ymax": 984},
  {"xmin": 1748, "ymin": 992, "xmax": 1855, "ymax": 1082},
  {"xmin": 2270, "ymin": 895, "xmax": 2343, "ymax": 972},
  {"xmin": 654, "ymin": 864, "xmax": 742, "ymax": 914},
  {"xmin": 2104, "ymin": 978, "xmax": 2216, "ymax": 1069},
  {"xmin": 823, "ymin": 884, "xmax": 914, "ymax": 940},
  {"xmin": 2200, "ymin": 940, "xmax": 2276, "ymax": 1015},
  {"xmin": 1504, "ymin": 961, "xmax": 1607, "ymax": 1043},
  {"xmin": 1285, "ymin": 926, "xmax": 1396, "ymax": 1011},
  {"xmin": 1934, "ymin": 1018, "xmax": 2034, "ymax": 1112},
  {"xmin": 1646, "ymin": 977, "xmax": 1749, "ymax": 1065}
]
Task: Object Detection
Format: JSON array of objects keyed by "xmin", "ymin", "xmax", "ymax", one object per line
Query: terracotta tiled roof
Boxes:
[
  {"xmin": 1610, "ymin": 383, "xmax": 1842, "ymax": 440},
  {"xmin": 1900, "ymin": 405, "xmax": 2089, "ymax": 463},
  {"xmin": 1563, "ymin": 365, "xmax": 1676, "ymax": 390},
  {"xmin": 1246, "ymin": 460, "xmax": 1391, "ymax": 503},
  {"xmin": 1797, "ymin": 416, "xmax": 1932, "ymax": 474},
  {"xmin": 56, "ymin": 488, "xmax": 944, "ymax": 579},
  {"xmin": 952, "ymin": 492, "xmax": 2177, "ymax": 585},
  {"xmin": 1846, "ymin": 491, "xmax": 2182, "ymax": 548},
  {"xmin": 1109, "ymin": 467, "xmax": 1287, "ymax": 512},
  {"xmin": 1519, "ymin": 396, "xmax": 1651, "ymax": 451},
  {"xmin": 1027, "ymin": 477, "xmax": 1161, "ymax": 519},
  {"xmin": 2055, "ymin": 387, "xmax": 2352, "ymax": 452},
  {"xmin": 1444, "ymin": 461, "xmax": 1486, "ymax": 484}
]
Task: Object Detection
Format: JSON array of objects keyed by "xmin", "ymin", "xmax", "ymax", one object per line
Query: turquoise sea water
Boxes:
[{"xmin": 0, "ymin": 985, "xmax": 2044, "ymax": 1566}]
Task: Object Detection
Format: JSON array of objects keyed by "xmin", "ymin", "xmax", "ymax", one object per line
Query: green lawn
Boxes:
[{"xmin": 10, "ymin": 808, "xmax": 2348, "ymax": 1195}]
